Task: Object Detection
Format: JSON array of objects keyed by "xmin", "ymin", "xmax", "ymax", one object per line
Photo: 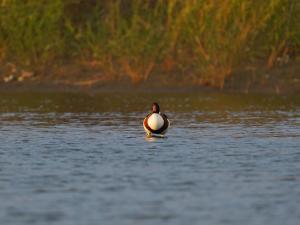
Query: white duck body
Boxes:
[{"xmin": 143, "ymin": 113, "xmax": 170, "ymax": 137}]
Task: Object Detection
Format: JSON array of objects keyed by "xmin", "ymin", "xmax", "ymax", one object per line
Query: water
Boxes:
[{"xmin": 0, "ymin": 92, "xmax": 300, "ymax": 225}]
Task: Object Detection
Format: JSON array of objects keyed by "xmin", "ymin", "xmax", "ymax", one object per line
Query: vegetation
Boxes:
[{"xmin": 0, "ymin": 0, "xmax": 299, "ymax": 88}]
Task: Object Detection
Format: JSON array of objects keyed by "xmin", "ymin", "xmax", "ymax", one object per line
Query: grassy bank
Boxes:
[{"xmin": 0, "ymin": 0, "xmax": 299, "ymax": 88}]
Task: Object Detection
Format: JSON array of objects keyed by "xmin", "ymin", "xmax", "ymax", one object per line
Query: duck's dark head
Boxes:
[{"xmin": 152, "ymin": 102, "xmax": 160, "ymax": 113}]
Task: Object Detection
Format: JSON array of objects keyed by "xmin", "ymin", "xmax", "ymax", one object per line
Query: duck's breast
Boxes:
[{"xmin": 147, "ymin": 113, "xmax": 164, "ymax": 130}]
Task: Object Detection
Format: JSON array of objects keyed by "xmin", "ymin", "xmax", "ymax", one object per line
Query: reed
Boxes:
[
  {"xmin": 0, "ymin": 0, "xmax": 63, "ymax": 66},
  {"xmin": 69, "ymin": 0, "xmax": 170, "ymax": 83},
  {"xmin": 261, "ymin": 0, "xmax": 300, "ymax": 68},
  {"xmin": 0, "ymin": 0, "xmax": 299, "ymax": 87}
]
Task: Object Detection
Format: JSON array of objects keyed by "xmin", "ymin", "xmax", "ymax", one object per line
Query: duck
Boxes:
[{"xmin": 143, "ymin": 103, "xmax": 170, "ymax": 137}]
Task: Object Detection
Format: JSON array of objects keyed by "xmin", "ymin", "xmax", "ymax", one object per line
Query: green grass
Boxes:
[
  {"xmin": 0, "ymin": 0, "xmax": 63, "ymax": 65},
  {"xmin": 0, "ymin": 0, "xmax": 299, "ymax": 87}
]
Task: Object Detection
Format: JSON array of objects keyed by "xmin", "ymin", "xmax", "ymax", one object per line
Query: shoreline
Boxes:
[
  {"xmin": 0, "ymin": 61, "xmax": 299, "ymax": 95},
  {"xmin": 0, "ymin": 81, "xmax": 299, "ymax": 95}
]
